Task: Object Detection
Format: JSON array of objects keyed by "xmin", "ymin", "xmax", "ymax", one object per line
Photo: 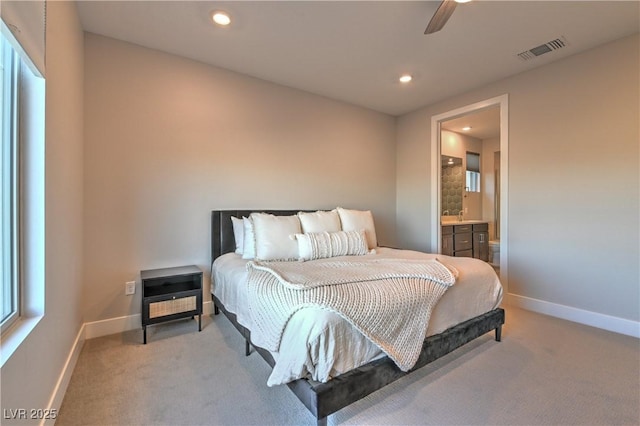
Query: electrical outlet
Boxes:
[{"xmin": 125, "ymin": 281, "xmax": 136, "ymax": 295}]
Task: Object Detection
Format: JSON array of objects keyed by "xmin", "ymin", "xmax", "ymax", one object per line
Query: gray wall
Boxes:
[
  {"xmin": 0, "ymin": 0, "xmax": 85, "ymax": 419},
  {"xmin": 83, "ymin": 34, "xmax": 397, "ymax": 322},
  {"xmin": 396, "ymin": 34, "xmax": 639, "ymax": 323},
  {"xmin": 1, "ymin": 11, "xmax": 637, "ymax": 419}
]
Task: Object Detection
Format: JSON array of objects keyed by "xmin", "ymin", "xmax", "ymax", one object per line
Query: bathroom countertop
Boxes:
[{"xmin": 441, "ymin": 219, "xmax": 488, "ymax": 225}]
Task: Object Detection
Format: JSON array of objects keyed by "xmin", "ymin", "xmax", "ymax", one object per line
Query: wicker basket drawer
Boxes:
[{"xmin": 149, "ymin": 295, "xmax": 196, "ymax": 319}]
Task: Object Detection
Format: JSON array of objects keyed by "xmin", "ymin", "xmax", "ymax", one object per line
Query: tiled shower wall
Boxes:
[{"xmin": 442, "ymin": 164, "xmax": 463, "ymax": 214}]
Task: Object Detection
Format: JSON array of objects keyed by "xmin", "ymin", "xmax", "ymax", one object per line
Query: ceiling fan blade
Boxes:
[{"xmin": 424, "ymin": 0, "xmax": 458, "ymax": 34}]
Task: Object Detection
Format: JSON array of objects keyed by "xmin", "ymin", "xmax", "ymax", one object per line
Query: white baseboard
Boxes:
[
  {"xmin": 84, "ymin": 300, "xmax": 214, "ymax": 339},
  {"xmin": 41, "ymin": 301, "xmax": 215, "ymax": 424},
  {"xmin": 42, "ymin": 323, "xmax": 86, "ymax": 426},
  {"xmin": 84, "ymin": 313, "xmax": 142, "ymax": 339},
  {"xmin": 507, "ymin": 293, "xmax": 640, "ymax": 338}
]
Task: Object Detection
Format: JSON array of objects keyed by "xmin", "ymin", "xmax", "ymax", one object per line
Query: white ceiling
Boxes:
[
  {"xmin": 441, "ymin": 106, "xmax": 500, "ymax": 140},
  {"xmin": 77, "ymin": 1, "xmax": 640, "ymax": 116}
]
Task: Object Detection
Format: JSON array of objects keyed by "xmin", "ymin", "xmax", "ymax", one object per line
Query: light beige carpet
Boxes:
[{"xmin": 56, "ymin": 306, "xmax": 639, "ymax": 425}]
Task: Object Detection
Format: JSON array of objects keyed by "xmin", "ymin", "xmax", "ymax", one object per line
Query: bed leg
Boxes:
[
  {"xmin": 495, "ymin": 325, "xmax": 502, "ymax": 342},
  {"xmin": 245, "ymin": 340, "xmax": 251, "ymax": 356},
  {"xmin": 317, "ymin": 416, "xmax": 327, "ymax": 426},
  {"xmin": 214, "ymin": 304, "xmax": 219, "ymax": 315}
]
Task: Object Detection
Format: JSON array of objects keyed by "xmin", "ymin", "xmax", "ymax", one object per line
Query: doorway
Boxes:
[{"xmin": 430, "ymin": 94, "xmax": 509, "ymax": 291}]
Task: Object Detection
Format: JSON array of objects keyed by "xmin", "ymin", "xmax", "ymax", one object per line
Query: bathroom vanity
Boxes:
[{"xmin": 442, "ymin": 221, "xmax": 489, "ymax": 262}]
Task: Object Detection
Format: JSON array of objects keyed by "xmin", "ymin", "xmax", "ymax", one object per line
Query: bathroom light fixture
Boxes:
[
  {"xmin": 455, "ymin": 0, "xmax": 472, "ymax": 3},
  {"xmin": 462, "ymin": 126, "xmax": 472, "ymax": 131},
  {"xmin": 211, "ymin": 11, "xmax": 231, "ymax": 26},
  {"xmin": 399, "ymin": 74, "xmax": 412, "ymax": 83}
]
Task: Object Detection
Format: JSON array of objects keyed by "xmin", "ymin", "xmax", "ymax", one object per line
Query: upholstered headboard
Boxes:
[{"xmin": 210, "ymin": 210, "xmax": 311, "ymax": 264}]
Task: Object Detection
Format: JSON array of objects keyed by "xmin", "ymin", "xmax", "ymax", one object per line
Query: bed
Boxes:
[{"xmin": 210, "ymin": 209, "xmax": 505, "ymax": 425}]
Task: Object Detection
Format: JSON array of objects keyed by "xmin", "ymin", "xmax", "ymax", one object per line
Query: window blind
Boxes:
[{"xmin": 466, "ymin": 152, "xmax": 480, "ymax": 173}]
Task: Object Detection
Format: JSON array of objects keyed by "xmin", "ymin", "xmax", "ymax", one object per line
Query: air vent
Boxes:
[{"xmin": 517, "ymin": 37, "xmax": 568, "ymax": 61}]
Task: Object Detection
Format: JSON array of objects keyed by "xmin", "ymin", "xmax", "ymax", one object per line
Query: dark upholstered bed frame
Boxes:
[{"xmin": 211, "ymin": 210, "xmax": 505, "ymax": 425}]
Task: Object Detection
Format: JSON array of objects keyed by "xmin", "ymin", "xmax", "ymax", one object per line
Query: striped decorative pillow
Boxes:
[{"xmin": 294, "ymin": 230, "xmax": 369, "ymax": 261}]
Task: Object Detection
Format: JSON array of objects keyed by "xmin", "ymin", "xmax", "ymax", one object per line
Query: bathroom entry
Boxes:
[
  {"xmin": 430, "ymin": 94, "xmax": 509, "ymax": 287},
  {"xmin": 440, "ymin": 107, "xmax": 500, "ymax": 240}
]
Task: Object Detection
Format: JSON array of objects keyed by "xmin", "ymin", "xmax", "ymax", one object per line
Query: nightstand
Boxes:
[{"xmin": 141, "ymin": 265, "xmax": 203, "ymax": 344}]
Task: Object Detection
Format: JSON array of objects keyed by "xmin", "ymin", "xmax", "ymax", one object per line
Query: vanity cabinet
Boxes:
[
  {"xmin": 472, "ymin": 223, "xmax": 489, "ymax": 262},
  {"xmin": 442, "ymin": 222, "xmax": 489, "ymax": 262},
  {"xmin": 441, "ymin": 224, "xmax": 473, "ymax": 257},
  {"xmin": 442, "ymin": 226, "xmax": 454, "ymax": 256},
  {"xmin": 453, "ymin": 224, "xmax": 473, "ymax": 257}
]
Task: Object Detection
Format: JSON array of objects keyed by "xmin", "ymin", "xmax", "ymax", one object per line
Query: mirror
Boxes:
[{"xmin": 441, "ymin": 155, "xmax": 463, "ymax": 215}]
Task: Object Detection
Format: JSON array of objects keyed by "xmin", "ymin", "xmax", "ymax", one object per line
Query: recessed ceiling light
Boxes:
[
  {"xmin": 462, "ymin": 126, "xmax": 472, "ymax": 131},
  {"xmin": 211, "ymin": 11, "xmax": 231, "ymax": 26},
  {"xmin": 399, "ymin": 74, "xmax": 412, "ymax": 83}
]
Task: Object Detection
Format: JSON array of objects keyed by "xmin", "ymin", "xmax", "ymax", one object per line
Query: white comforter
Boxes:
[{"xmin": 211, "ymin": 248, "xmax": 503, "ymax": 386}]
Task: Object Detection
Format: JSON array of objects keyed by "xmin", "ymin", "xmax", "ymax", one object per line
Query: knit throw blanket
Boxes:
[{"xmin": 246, "ymin": 257, "xmax": 457, "ymax": 372}]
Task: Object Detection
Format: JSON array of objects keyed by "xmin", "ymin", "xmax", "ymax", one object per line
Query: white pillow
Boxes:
[
  {"xmin": 297, "ymin": 210, "xmax": 341, "ymax": 234},
  {"xmin": 231, "ymin": 216, "xmax": 244, "ymax": 255},
  {"xmin": 336, "ymin": 207, "xmax": 377, "ymax": 249},
  {"xmin": 241, "ymin": 217, "xmax": 256, "ymax": 260},
  {"xmin": 295, "ymin": 230, "xmax": 369, "ymax": 261},
  {"xmin": 250, "ymin": 213, "xmax": 301, "ymax": 261}
]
